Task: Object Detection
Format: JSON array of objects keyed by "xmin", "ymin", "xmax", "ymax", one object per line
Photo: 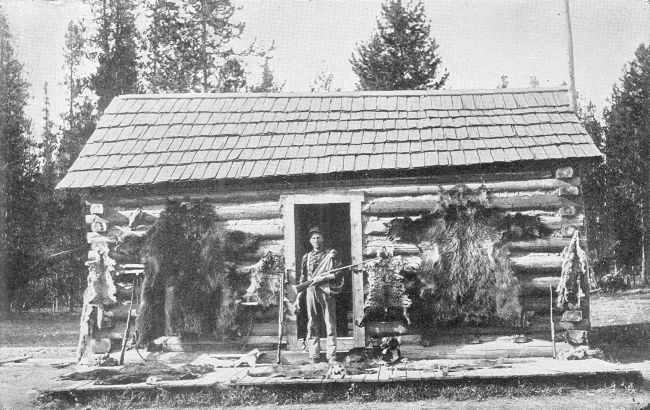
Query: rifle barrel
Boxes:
[{"xmin": 321, "ymin": 256, "xmax": 382, "ymax": 275}]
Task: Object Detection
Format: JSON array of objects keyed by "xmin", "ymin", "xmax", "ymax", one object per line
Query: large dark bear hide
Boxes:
[
  {"xmin": 386, "ymin": 201, "xmax": 522, "ymax": 328},
  {"xmin": 113, "ymin": 199, "xmax": 258, "ymax": 346}
]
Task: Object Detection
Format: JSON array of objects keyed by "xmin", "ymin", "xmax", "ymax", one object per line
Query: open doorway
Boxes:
[{"xmin": 294, "ymin": 203, "xmax": 352, "ymax": 337}]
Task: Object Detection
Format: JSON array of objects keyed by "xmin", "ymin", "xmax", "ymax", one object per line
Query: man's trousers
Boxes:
[{"xmin": 306, "ymin": 286, "xmax": 337, "ymax": 360}]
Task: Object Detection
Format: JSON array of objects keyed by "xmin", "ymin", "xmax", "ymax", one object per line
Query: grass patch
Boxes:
[
  {"xmin": 39, "ymin": 376, "xmax": 641, "ymax": 409},
  {"xmin": 0, "ymin": 311, "xmax": 79, "ymax": 347},
  {"xmin": 589, "ymin": 292, "xmax": 650, "ymax": 364},
  {"xmin": 590, "ymin": 323, "xmax": 650, "ymax": 364}
]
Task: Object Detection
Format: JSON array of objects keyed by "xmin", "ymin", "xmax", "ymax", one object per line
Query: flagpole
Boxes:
[{"xmin": 564, "ymin": 0, "xmax": 578, "ymax": 111}]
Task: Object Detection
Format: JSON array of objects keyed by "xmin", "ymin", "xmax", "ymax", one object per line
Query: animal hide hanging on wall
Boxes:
[
  {"xmin": 556, "ymin": 231, "xmax": 587, "ymax": 308},
  {"xmin": 77, "ymin": 243, "xmax": 117, "ymax": 361},
  {"xmin": 359, "ymin": 251, "xmax": 413, "ymax": 326},
  {"xmin": 135, "ymin": 199, "xmax": 258, "ymax": 346},
  {"xmin": 243, "ymin": 251, "xmax": 283, "ymax": 308},
  {"xmin": 385, "ymin": 189, "xmax": 522, "ymax": 328}
]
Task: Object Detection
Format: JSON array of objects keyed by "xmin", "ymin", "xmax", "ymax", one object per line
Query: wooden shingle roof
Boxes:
[{"xmin": 57, "ymin": 87, "xmax": 601, "ymax": 189}]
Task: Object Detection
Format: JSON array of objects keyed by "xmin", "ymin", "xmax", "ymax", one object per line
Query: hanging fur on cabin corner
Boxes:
[
  {"xmin": 132, "ymin": 199, "xmax": 258, "ymax": 346},
  {"xmin": 556, "ymin": 231, "xmax": 587, "ymax": 309},
  {"xmin": 385, "ymin": 187, "xmax": 522, "ymax": 328}
]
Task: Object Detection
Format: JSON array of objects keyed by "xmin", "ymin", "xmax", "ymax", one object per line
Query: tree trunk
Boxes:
[
  {"xmin": 643, "ymin": 166, "xmax": 650, "ymax": 284},
  {"xmin": 54, "ymin": 271, "xmax": 59, "ymax": 312},
  {"xmin": 0, "ymin": 173, "xmax": 8, "ymax": 317},
  {"xmin": 0, "ymin": 30, "xmax": 10, "ymax": 318}
]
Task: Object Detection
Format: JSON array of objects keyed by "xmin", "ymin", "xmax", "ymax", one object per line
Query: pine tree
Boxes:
[
  {"xmin": 497, "ymin": 75, "xmax": 508, "ymax": 89},
  {"xmin": 143, "ymin": 0, "xmax": 262, "ymax": 93},
  {"xmin": 579, "ymin": 100, "xmax": 618, "ymax": 278},
  {"xmin": 59, "ymin": 21, "xmax": 97, "ymax": 175},
  {"xmin": 89, "ymin": 0, "xmax": 140, "ymax": 113},
  {"xmin": 41, "ymin": 83, "xmax": 58, "ymax": 189},
  {"xmin": 602, "ymin": 44, "xmax": 650, "ymax": 282},
  {"xmin": 249, "ymin": 58, "xmax": 284, "ymax": 93},
  {"xmin": 218, "ymin": 58, "xmax": 247, "ymax": 93},
  {"xmin": 0, "ymin": 7, "xmax": 40, "ymax": 314},
  {"xmin": 48, "ymin": 20, "xmax": 97, "ymax": 311},
  {"xmin": 310, "ymin": 68, "xmax": 340, "ymax": 92},
  {"xmin": 350, "ymin": 0, "xmax": 448, "ymax": 91}
]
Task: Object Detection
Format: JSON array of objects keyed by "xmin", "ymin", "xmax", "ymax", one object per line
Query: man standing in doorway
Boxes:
[{"xmin": 297, "ymin": 227, "xmax": 343, "ymax": 364}]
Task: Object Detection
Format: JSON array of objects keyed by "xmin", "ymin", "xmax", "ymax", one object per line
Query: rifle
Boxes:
[{"xmin": 295, "ymin": 256, "xmax": 382, "ymax": 294}]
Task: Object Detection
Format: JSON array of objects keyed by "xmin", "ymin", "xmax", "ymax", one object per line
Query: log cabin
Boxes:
[{"xmin": 57, "ymin": 87, "xmax": 601, "ymax": 356}]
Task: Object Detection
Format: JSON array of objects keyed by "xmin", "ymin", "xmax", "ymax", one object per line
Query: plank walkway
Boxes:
[{"xmin": 42, "ymin": 358, "xmax": 641, "ymax": 394}]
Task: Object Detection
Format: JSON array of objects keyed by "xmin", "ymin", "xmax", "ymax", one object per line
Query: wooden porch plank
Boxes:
[
  {"xmin": 345, "ymin": 372, "xmax": 367, "ymax": 383},
  {"xmin": 44, "ymin": 379, "xmax": 96, "ymax": 393},
  {"xmin": 251, "ymin": 370, "xmax": 277, "ymax": 386},
  {"xmin": 392, "ymin": 367, "xmax": 407, "ymax": 381},
  {"xmin": 364, "ymin": 367, "xmax": 381, "ymax": 383},
  {"xmin": 265, "ymin": 375, "xmax": 291, "ymax": 385},
  {"xmin": 407, "ymin": 368, "xmax": 422, "ymax": 381},
  {"xmin": 181, "ymin": 368, "xmax": 246, "ymax": 387},
  {"xmin": 305, "ymin": 374, "xmax": 326, "ymax": 384},
  {"xmin": 75, "ymin": 382, "xmax": 154, "ymax": 392},
  {"xmin": 234, "ymin": 373, "xmax": 262, "ymax": 386},
  {"xmin": 225, "ymin": 368, "xmax": 251, "ymax": 384},
  {"xmin": 377, "ymin": 366, "xmax": 391, "ymax": 383},
  {"xmin": 217, "ymin": 367, "xmax": 251, "ymax": 384},
  {"xmin": 69, "ymin": 379, "xmax": 99, "ymax": 391},
  {"xmin": 420, "ymin": 369, "xmax": 441, "ymax": 380}
]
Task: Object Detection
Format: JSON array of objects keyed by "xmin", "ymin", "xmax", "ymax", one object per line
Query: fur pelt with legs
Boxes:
[
  {"xmin": 118, "ymin": 199, "xmax": 258, "ymax": 346},
  {"xmin": 385, "ymin": 189, "xmax": 523, "ymax": 328},
  {"xmin": 243, "ymin": 251, "xmax": 283, "ymax": 308}
]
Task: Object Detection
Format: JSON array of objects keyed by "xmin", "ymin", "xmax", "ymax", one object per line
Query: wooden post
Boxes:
[
  {"xmin": 280, "ymin": 197, "xmax": 297, "ymax": 351},
  {"xmin": 350, "ymin": 201, "xmax": 365, "ymax": 348},
  {"xmin": 564, "ymin": 0, "xmax": 578, "ymax": 112},
  {"xmin": 276, "ymin": 268, "xmax": 284, "ymax": 364},
  {"xmin": 550, "ymin": 285, "xmax": 556, "ymax": 358}
]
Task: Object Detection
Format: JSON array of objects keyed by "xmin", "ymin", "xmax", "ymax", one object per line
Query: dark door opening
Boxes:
[{"xmin": 294, "ymin": 203, "xmax": 352, "ymax": 337}]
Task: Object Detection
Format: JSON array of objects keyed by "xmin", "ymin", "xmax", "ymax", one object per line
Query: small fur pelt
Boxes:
[
  {"xmin": 556, "ymin": 231, "xmax": 587, "ymax": 308},
  {"xmin": 242, "ymin": 251, "xmax": 283, "ymax": 307},
  {"xmin": 359, "ymin": 253, "xmax": 412, "ymax": 326}
]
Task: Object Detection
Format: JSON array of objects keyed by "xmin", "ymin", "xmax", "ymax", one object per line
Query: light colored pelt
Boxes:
[{"xmin": 76, "ymin": 243, "xmax": 117, "ymax": 361}]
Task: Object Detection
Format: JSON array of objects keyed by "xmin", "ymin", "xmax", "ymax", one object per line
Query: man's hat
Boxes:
[{"xmin": 308, "ymin": 226, "xmax": 323, "ymax": 237}]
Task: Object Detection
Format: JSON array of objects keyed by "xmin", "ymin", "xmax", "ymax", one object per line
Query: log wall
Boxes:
[{"xmin": 84, "ymin": 164, "xmax": 589, "ymax": 348}]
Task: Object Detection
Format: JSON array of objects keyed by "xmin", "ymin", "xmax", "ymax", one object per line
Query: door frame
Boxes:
[{"xmin": 281, "ymin": 192, "xmax": 365, "ymax": 349}]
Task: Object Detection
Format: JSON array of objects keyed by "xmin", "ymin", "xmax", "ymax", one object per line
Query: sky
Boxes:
[{"xmin": 2, "ymin": 0, "xmax": 649, "ymax": 136}]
